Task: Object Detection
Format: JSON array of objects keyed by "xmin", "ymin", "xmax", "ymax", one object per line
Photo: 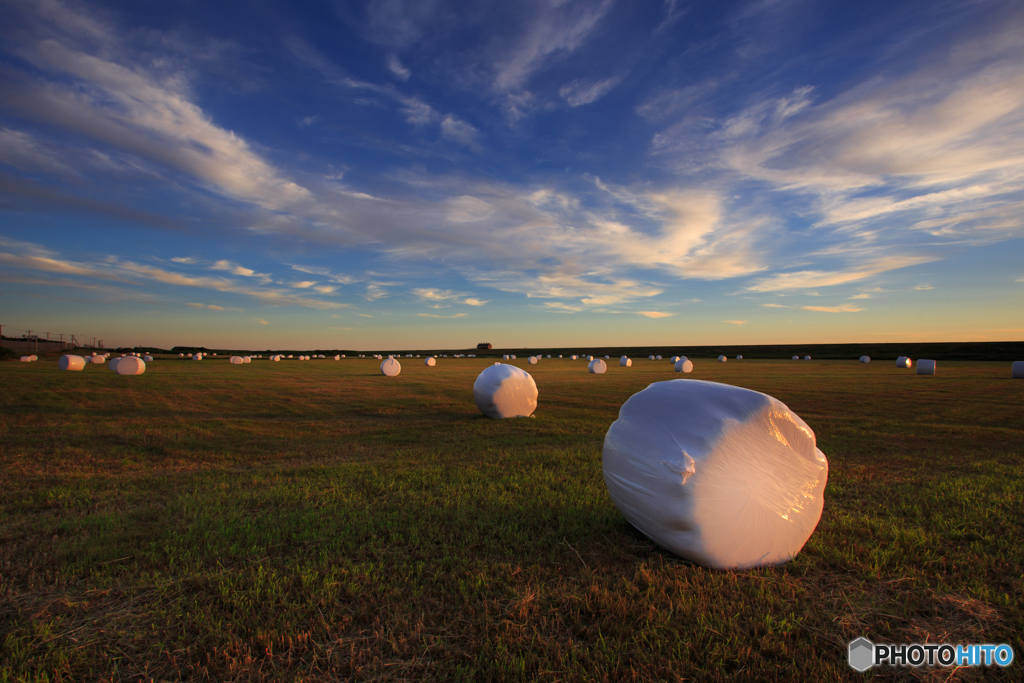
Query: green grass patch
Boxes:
[{"xmin": 1, "ymin": 357, "xmax": 1022, "ymax": 681}]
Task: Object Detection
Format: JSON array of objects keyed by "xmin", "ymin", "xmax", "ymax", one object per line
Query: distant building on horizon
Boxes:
[{"xmin": 477, "ymin": 342, "xmax": 493, "ymax": 350}]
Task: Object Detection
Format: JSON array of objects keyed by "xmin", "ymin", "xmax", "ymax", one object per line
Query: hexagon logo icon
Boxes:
[{"xmin": 848, "ymin": 637, "xmax": 874, "ymax": 672}]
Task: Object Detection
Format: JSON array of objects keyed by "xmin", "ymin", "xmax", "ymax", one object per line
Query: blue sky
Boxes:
[{"xmin": 1, "ymin": 0, "xmax": 1022, "ymax": 350}]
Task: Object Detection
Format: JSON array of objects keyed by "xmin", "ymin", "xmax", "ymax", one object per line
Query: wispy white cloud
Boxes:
[
  {"xmin": 802, "ymin": 304, "xmax": 864, "ymax": 313},
  {"xmin": 746, "ymin": 256, "xmax": 935, "ymax": 292},
  {"xmin": 388, "ymin": 55, "xmax": 411, "ymax": 81},
  {"xmin": 559, "ymin": 76, "xmax": 624, "ymax": 106},
  {"xmin": 171, "ymin": 256, "xmax": 196, "ymax": 264},
  {"xmin": 253, "ymin": 318, "xmax": 268, "ymax": 325},
  {"xmin": 440, "ymin": 115, "xmax": 480, "ymax": 149},
  {"xmin": 417, "ymin": 312, "xmax": 468, "ymax": 319},
  {"xmin": 723, "ymin": 320, "xmax": 746, "ymax": 325},
  {"xmin": 760, "ymin": 303, "xmax": 787, "ymax": 308},
  {"xmin": 462, "ymin": 297, "xmax": 489, "ymax": 306},
  {"xmin": 413, "ymin": 288, "xmax": 463, "ymax": 301},
  {"xmin": 638, "ymin": 311, "xmax": 673, "ymax": 318},
  {"xmin": 913, "ymin": 283, "xmax": 934, "ymax": 290}
]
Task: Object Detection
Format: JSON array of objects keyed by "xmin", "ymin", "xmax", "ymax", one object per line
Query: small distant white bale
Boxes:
[
  {"xmin": 603, "ymin": 379, "xmax": 829, "ymax": 569},
  {"xmin": 649, "ymin": 355, "xmax": 656, "ymax": 360},
  {"xmin": 528, "ymin": 356, "xmax": 538, "ymax": 364},
  {"xmin": 59, "ymin": 355, "xmax": 86, "ymax": 371},
  {"xmin": 288, "ymin": 355, "xmax": 294, "ymax": 359},
  {"xmin": 425, "ymin": 357, "xmax": 436, "ymax": 366},
  {"xmin": 341, "ymin": 355, "xmax": 346, "ymax": 358},
  {"xmin": 605, "ymin": 355, "xmax": 610, "ymax": 360},
  {"xmin": 589, "ymin": 359, "xmax": 607, "ymax": 374},
  {"xmin": 674, "ymin": 358, "xmax": 693, "ymax": 373},
  {"xmin": 473, "ymin": 364, "xmax": 538, "ymax": 418},
  {"xmin": 116, "ymin": 357, "xmax": 146, "ymax": 375},
  {"xmin": 272, "ymin": 355, "xmax": 281, "ymax": 362},
  {"xmin": 656, "ymin": 355, "xmax": 663, "ymax": 360},
  {"xmin": 510, "ymin": 355, "xmax": 517, "ymax": 360},
  {"xmin": 230, "ymin": 356, "xmax": 243, "ymax": 365},
  {"xmin": 896, "ymin": 356, "xmax": 911, "ymax": 368},
  {"xmin": 620, "ymin": 357, "xmax": 632, "ymax": 367},
  {"xmin": 671, "ymin": 356, "xmax": 680, "ymax": 363},
  {"xmin": 19, "ymin": 356, "xmax": 33, "ymax": 362},
  {"xmin": 587, "ymin": 356, "xmax": 594, "ymax": 361},
  {"xmin": 570, "ymin": 355, "xmax": 578, "ymax": 360},
  {"xmin": 736, "ymin": 355, "xmax": 743, "ymax": 360},
  {"xmin": 547, "ymin": 354, "xmax": 551, "ymax": 358},
  {"xmin": 108, "ymin": 358, "xmax": 121, "ymax": 372},
  {"xmin": 380, "ymin": 358, "xmax": 401, "ymax": 376},
  {"xmin": 503, "ymin": 354, "xmax": 509, "ymax": 360},
  {"xmin": 144, "ymin": 355, "xmax": 153, "ymax": 362},
  {"xmin": 179, "ymin": 353, "xmax": 184, "ymax": 357},
  {"xmin": 1011, "ymin": 361, "xmax": 1024, "ymax": 378},
  {"xmin": 792, "ymin": 356, "xmax": 799, "ymax": 361},
  {"xmin": 804, "ymin": 356, "xmax": 811, "ymax": 361},
  {"xmin": 917, "ymin": 359, "xmax": 937, "ymax": 375},
  {"xmin": 718, "ymin": 355, "xmax": 727, "ymax": 363},
  {"xmin": 192, "ymin": 354, "xmax": 202, "ymax": 361},
  {"xmin": 242, "ymin": 357, "xmax": 251, "ymax": 364},
  {"xmin": 91, "ymin": 355, "xmax": 105, "ymax": 364},
  {"xmin": 334, "ymin": 355, "xmax": 340, "ymax": 360},
  {"xmin": 558, "ymin": 355, "xmax": 563, "ymax": 358},
  {"xmin": 859, "ymin": 356, "xmax": 871, "ymax": 364}
]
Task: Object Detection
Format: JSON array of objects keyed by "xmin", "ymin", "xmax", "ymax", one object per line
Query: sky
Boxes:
[{"xmin": 1, "ymin": 0, "xmax": 1022, "ymax": 350}]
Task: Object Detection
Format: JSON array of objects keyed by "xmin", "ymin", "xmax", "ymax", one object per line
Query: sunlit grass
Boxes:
[{"xmin": 1, "ymin": 356, "xmax": 1022, "ymax": 681}]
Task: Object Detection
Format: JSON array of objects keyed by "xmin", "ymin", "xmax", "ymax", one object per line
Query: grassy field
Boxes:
[{"xmin": 1, "ymin": 355, "xmax": 1022, "ymax": 682}]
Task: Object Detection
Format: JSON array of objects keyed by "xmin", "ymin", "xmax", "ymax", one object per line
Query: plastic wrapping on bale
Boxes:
[
  {"xmin": 589, "ymin": 359, "xmax": 607, "ymax": 374},
  {"xmin": 116, "ymin": 357, "xmax": 146, "ymax": 375},
  {"xmin": 473, "ymin": 364, "xmax": 537, "ymax": 418},
  {"xmin": 859, "ymin": 356, "xmax": 871, "ymax": 363},
  {"xmin": 718, "ymin": 355, "xmax": 727, "ymax": 363},
  {"xmin": 59, "ymin": 355, "xmax": 86, "ymax": 371},
  {"xmin": 20, "ymin": 356, "xmax": 33, "ymax": 362},
  {"xmin": 917, "ymin": 359, "xmax": 936, "ymax": 375},
  {"xmin": 620, "ymin": 357, "xmax": 632, "ymax": 367},
  {"xmin": 425, "ymin": 357, "xmax": 436, "ymax": 366},
  {"xmin": 91, "ymin": 356, "xmax": 105, "ymax": 364},
  {"xmin": 603, "ymin": 379, "xmax": 828, "ymax": 569},
  {"xmin": 1012, "ymin": 361, "xmax": 1024, "ymax": 378},
  {"xmin": 736, "ymin": 355, "xmax": 743, "ymax": 360},
  {"xmin": 243, "ymin": 357, "xmax": 251, "ymax": 364},
  {"xmin": 896, "ymin": 356, "xmax": 911, "ymax": 368},
  {"xmin": 380, "ymin": 358, "xmax": 401, "ymax": 376},
  {"xmin": 649, "ymin": 355, "xmax": 655, "ymax": 361},
  {"xmin": 674, "ymin": 358, "xmax": 693, "ymax": 373},
  {"xmin": 230, "ymin": 356, "xmax": 243, "ymax": 364},
  {"xmin": 108, "ymin": 358, "xmax": 121, "ymax": 372},
  {"xmin": 804, "ymin": 356, "xmax": 811, "ymax": 361},
  {"xmin": 792, "ymin": 356, "xmax": 799, "ymax": 361},
  {"xmin": 570, "ymin": 355, "xmax": 578, "ymax": 361},
  {"xmin": 529, "ymin": 356, "xmax": 538, "ymax": 364},
  {"xmin": 144, "ymin": 355, "xmax": 153, "ymax": 362}
]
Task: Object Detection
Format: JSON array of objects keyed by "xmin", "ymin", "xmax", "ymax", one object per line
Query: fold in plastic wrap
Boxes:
[
  {"xmin": 473, "ymin": 363, "xmax": 537, "ymax": 418},
  {"xmin": 603, "ymin": 379, "xmax": 828, "ymax": 569}
]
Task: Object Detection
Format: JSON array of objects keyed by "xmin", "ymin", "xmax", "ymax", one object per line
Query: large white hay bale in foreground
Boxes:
[
  {"xmin": 859, "ymin": 356, "xmax": 871, "ymax": 364},
  {"xmin": 589, "ymin": 359, "xmax": 607, "ymax": 374},
  {"xmin": 896, "ymin": 356, "xmax": 911, "ymax": 368},
  {"xmin": 230, "ymin": 356, "xmax": 243, "ymax": 364},
  {"xmin": 528, "ymin": 356, "xmax": 538, "ymax": 364},
  {"xmin": 917, "ymin": 359, "xmax": 936, "ymax": 375},
  {"xmin": 59, "ymin": 355, "xmax": 86, "ymax": 371},
  {"xmin": 115, "ymin": 356, "xmax": 146, "ymax": 375},
  {"xmin": 603, "ymin": 379, "xmax": 829, "ymax": 569},
  {"xmin": 620, "ymin": 357, "xmax": 632, "ymax": 367},
  {"xmin": 473, "ymin": 364, "xmax": 537, "ymax": 418},
  {"xmin": 718, "ymin": 355, "xmax": 727, "ymax": 363},
  {"xmin": 424, "ymin": 356, "xmax": 436, "ymax": 366},
  {"xmin": 1012, "ymin": 361, "xmax": 1024, "ymax": 378},
  {"xmin": 380, "ymin": 358, "xmax": 401, "ymax": 376},
  {"xmin": 674, "ymin": 358, "xmax": 693, "ymax": 373}
]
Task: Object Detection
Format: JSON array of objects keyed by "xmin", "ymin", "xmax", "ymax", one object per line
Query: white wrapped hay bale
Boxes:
[
  {"xmin": 671, "ymin": 356, "xmax": 680, "ymax": 364},
  {"xmin": 528, "ymin": 356, "xmax": 538, "ymax": 364},
  {"xmin": 59, "ymin": 355, "xmax": 86, "ymax": 371},
  {"xmin": 718, "ymin": 355, "xmax": 727, "ymax": 363},
  {"xmin": 859, "ymin": 356, "xmax": 871, "ymax": 364},
  {"xmin": 570, "ymin": 355, "xmax": 578, "ymax": 361},
  {"xmin": 603, "ymin": 379, "xmax": 829, "ymax": 569},
  {"xmin": 736, "ymin": 355, "xmax": 743, "ymax": 360},
  {"xmin": 896, "ymin": 356, "xmax": 911, "ymax": 368},
  {"xmin": 425, "ymin": 357, "xmax": 436, "ymax": 366},
  {"xmin": 792, "ymin": 356, "xmax": 799, "ymax": 361},
  {"xmin": 91, "ymin": 355, "xmax": 105, "ymax": 364},
  {"xmin": 674, "ymin": 358, "xmax": 693, "ymax": 373},
  {"xmin": 917, "ymin": 359, "xmax": 936, "ymax": 375},
  {"xmin": 620, "ymin": 357, "xmax": 632, "ymax": 367},
  {"xmin": 272, "ymin": 355, "xmax": 281, "ymax": 362},
  {"xmin": 589, "ymin": 359, "xmax": 607, "ymax": 374},
  {"xmin": 178, "ymin": 353, "xmax": 184, "ymax": 358},
  {"xmin": 605, "ymin": 355, "xmax": 610, "ymax": 360},
  {"xmin": 473, "ymin": 364, "xmax": 537, "ymax": 419},
  {"xmin": 115, "ymin": 356, "xmax": 146, "ymax": 375},
  {"xmin": 230, "ymin": 356, "xmax": 243, "ymax": 364},
  {"xmin": 380, "ymin": 358, "xmax": 401, "ymax": 376},
  {"xmin": 649, "ymin": 355, "xmax": 656, "ymax": 361},
  {"xmin": 334, "ymin": 355, "xmax": 340, "ymax": 361},
  {"xmin": 144, "ymin": 355, "xmax": 153, "ymax": 362},
  {"xmin": 28, "ymin": 355, "xmax": 37, "ymax": 361},
  {"xmin": 108, "ymin": 358, "xmax": 121, "ymax": 372},
  {"xmin": 243, "ymin": 357, "xmax": 251, "ymax": 364},
  {"xmin": 192, "ymin": 354, "xmax": 202, "ymax": 361},
  {"xmin": 804, "ymin": 356, "xmax": 811, "ymax": 361},
  {"xmin": 1012, "ymin": 361, "xmax": 1024, "ymax": 378},
  {"xmin": 656, "ymin": 355, "xmax": 663, "ymax": 360},
  {"xmin": 19, "ymin": 356, "xmax": 33, "ymax": 362}
]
